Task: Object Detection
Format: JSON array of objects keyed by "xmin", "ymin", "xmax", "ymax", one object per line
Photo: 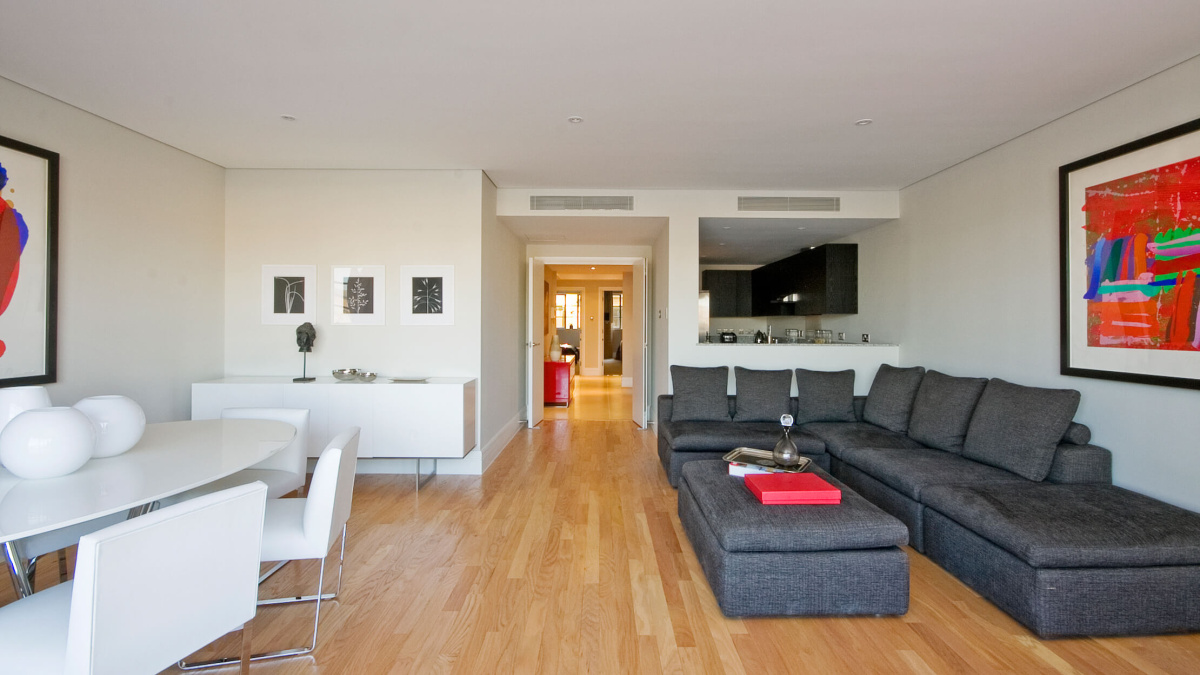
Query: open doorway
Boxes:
[{"xmin": 527, "ymin": 258, "xmax": 646, "ymax": 427}]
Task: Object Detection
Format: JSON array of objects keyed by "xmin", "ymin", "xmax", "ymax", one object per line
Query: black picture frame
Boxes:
[
  {"xmin": 1059, "ymin": 116, "xmax": 1200, "ymax": 390},
  {"xmin": 0, "ymin": 134, "xmax": 58, "ymax": 387}
]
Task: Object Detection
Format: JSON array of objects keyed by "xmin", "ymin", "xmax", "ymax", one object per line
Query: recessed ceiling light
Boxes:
[
  {"xmin": 722, "ymin": 226, "xmax": 731, "ymax": 230},
  {"xmin": 718, "ymin": 243, "xmax": 726, "ymax": 246},
  {"xmin": 280, "ymin": 115, "xmax": 297, "ymax": 122},
  {"xmin": 590, "ymin": 266, "xmax": 595, "ymax": 270},
  {"xmin": 855, "ymin": 118, "xmax": 873, "ymax": 126},
  {"xmin": 810, "ymin": 246, "xmax": 817, "ymax": 249},
  {"xmin": 797, "ymin": 226, "xmax": 806, "ymax": 230},
  {"xmin": 568, "ymin": 116, "xmax": 584, "ymax": 124}
]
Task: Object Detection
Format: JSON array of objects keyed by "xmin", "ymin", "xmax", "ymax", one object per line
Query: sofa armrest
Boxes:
[
  {"xmin": 658, "ymin": 395, "xmax": 674, "ymax": 430},
  {"xmin": 1046, "ymin": 443, "xmax": 1112, "ymax": 484}
]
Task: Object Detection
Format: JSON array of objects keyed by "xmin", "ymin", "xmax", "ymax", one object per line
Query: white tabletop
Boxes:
[{"xmin": 0, "ymin": 418, "xmax": 295, "ymax": 543}]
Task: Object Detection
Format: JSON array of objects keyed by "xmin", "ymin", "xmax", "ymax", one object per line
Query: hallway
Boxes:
[{"xmin": 543, "ymin": 375, "xmax": 634, "ymax": 423}]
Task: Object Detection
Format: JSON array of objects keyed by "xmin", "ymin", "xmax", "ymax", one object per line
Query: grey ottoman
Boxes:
[
  {"xmin": 678, "ymin": 460, "xmax": 910, "ymax": 617},
  {"xmin": 922, "ymin": 482, "xmax": 1200, "ymax": 637}
]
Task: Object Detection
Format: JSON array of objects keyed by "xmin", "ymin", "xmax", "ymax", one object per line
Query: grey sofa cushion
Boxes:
[
  {"xmin": 837, "ymin": 446, "xmax": 1028, "ymax": 501},
  {"xmin": 962, "ymin": 379, "xmax": 1080, "ymax": 481},
  {"xmin": 794, "ymin": 369, "xmax": 857, "ymax": 424},
  {"xmin": 907, "ymin": 370, "xmax": 988, "ymax": 454},
  {"xmin": 662, "ymin": 421, "xmax": 825, "ymax": 454},
  {"xmin": 732, "ymin": 367, "xmax": 792, "ymax": 422},
  {"xmin": 803, "ymin": 422, "xmax": 924, "ymax": 459},
  {"xmin": 922, "ymin": 482, "xmax": 1200, "ymax": 568},
  {"xmin": 861, "ymin": 364, "xmax": 925, "ymax": 434},
  {"xmin": 670, "ymin": 365, "xmax": 730, "ymax": 421},
  {"xmin": 679, "ymin": 460, "xmax": 908, "ymax": 553}
]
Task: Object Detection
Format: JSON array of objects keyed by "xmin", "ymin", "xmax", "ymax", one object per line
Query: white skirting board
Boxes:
[{"xmin": 482, "ymin": 414, "xmax": 523, "ymax": 473}]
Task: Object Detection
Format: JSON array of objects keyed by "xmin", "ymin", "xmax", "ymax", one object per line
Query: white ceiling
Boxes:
[
  {"xmin": 699, "ymin": 217, "xmax": 892, "ymax": 265},
  {"xmin": 547, "ymin": 265, "xmax": 629, "ymax": 282},
  {"xmin": 3, "ymin": 2, "xmax": 1199, "ymax": 190}
]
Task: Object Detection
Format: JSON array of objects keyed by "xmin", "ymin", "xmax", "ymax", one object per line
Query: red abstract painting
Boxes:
[{"xmin": 1082, "ymin": 155, "xmax": 1200, "ymax": 351}]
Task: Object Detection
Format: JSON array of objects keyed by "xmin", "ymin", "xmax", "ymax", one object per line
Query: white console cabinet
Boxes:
[{"xmin": 191, "ymin": 377, "xmax": 476, "ymax": 460}]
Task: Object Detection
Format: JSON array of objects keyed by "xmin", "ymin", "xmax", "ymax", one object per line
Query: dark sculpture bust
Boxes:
[
  {"xmin": 296, "ymin": 322, "xmax": 316, "ymax": 353},
  {"xmin": 294, "ymin": 322, "xmax": 316, "ymax": 382}
]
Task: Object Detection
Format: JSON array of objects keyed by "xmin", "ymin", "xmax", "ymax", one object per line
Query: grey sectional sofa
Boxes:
[{"xmin": 661, "ymin": 364, "xmax": 1200, "ymax": 637}]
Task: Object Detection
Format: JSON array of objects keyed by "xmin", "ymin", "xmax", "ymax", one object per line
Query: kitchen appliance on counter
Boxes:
[{"xmin": 719, "ymin": 331, "xmax": 738, "ymax": 343}]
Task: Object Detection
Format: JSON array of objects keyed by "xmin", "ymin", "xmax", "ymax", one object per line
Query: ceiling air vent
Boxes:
[
  {"xmin": 737, "ymin": 196, "xmax": 841, "ymax": 212},
  {"xmin": 530, "ymin": 195, "xmax": 635, "ymax": 211}
]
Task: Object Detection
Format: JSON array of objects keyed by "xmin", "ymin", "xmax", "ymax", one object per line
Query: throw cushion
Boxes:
[
  {"xmin": 907, "ymin": 370, "xmax": 988, "ymax": 454},
  {"xmin": 962, "ymin": 378, "xmax": 1081, "ymax": 482},
  {"xmin": 732, "ymin": 367, "xmax": 792, "ymax": 422},
  {"xmin": 862, "ymin": 364, "xmax": 926, "ymax": 433},
  {"xmin": 669, "ymin": 365, "xmax": 731, "ymax": 421},
  {"xmin": 794, "ymin": 369, "xmax": 856, "ymax": 424}
]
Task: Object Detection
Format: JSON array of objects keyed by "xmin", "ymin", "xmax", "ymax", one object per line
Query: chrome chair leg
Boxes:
[
  {"xmin": 257, "ymin": 526, "xmax": 346, "ymax": 606},
  {"xmin": 258, "ymin": 560, "xmax": 289, "ymax": 584},
  {"xmin": 179, "ymin": 555, "xmax": 328, "ymax": 669},
  {"xmin": 4, "ymin": 540, "xmax": 33, "ymax": 598}
]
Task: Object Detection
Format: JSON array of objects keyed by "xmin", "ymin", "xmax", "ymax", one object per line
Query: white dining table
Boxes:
[{"xmin": 0, "ymin": 418, "xmax": 295, "ymax": 598}]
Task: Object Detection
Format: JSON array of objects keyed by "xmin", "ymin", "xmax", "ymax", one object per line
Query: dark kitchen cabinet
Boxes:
[
  {"xmin": 702, "ymin": 270, "xmax": 753, "ymax": 317},
  {"xmin": 750, "ymin": 244, "xmax": 857, "ymax": 316}
]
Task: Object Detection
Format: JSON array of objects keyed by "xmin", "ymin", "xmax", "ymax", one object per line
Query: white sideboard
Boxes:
[{"xmin": 191, "ymin": 377, "xmax": 476, "ymax": 460}]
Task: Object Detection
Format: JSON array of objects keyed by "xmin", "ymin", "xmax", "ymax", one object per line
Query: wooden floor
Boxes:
[
  {"xmin": 543, "ymin": 374, "xmax": 633, "ymax": 422},
  {"xmin": 5, "ymin": 405, "xmax": 1199, "ymax": 673}
]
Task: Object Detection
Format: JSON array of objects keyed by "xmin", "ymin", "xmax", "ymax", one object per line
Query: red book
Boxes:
[{"xmin": 744, "ymin": 472, "xmax": 842, "ymax": 505}]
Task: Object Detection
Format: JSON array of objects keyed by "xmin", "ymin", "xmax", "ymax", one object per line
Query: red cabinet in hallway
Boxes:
[{"xmin": 544, "ymin": 358, "xmax": 575, "ymax": 406}]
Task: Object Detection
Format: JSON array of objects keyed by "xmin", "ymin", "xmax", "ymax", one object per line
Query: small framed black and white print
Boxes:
[
  {"xmin": 261, "ymin": 265, "xmax": 316, "ymax": 325},
  {"xmin": 400, "ymin": 265, "xmax": 454, "ymax": 325},
  {"xmin": 331, "ymin": 265, "xmax": 385, "ymax": 325}
]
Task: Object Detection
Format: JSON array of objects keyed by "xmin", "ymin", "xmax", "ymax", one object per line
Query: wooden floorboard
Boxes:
[{"xmin": 4, "ymin": 395, "xmax": 1199, "ymax": 673}]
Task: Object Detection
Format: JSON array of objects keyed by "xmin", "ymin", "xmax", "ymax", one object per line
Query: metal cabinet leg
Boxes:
[{"xmin": 415, "ymin": 458, "xmax": 436, "ymax": 492}]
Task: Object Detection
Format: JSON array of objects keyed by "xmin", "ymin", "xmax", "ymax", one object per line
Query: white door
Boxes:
[
  {"xmin": 630, "ymin": 258, "xmax": 647, "ymax": 428},
  {"xmin": 527, "ymin": 259, "xmax": 545, "ymax": 428}
]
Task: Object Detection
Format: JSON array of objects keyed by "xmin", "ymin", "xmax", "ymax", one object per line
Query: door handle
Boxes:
[{"xmin": 527, "ymin": 342, "xmax": 541, "ymax": 348}]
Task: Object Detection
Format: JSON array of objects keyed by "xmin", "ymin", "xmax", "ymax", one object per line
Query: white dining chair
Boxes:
[
  {"xmin": 180, "ymin": 426, "xmax": 360, "ymax": 669},
  {"xmin": 0, "ymin": 481, "xmax": 267, "ymax": 675},
  {"xmin": 162, "ymin": 408, "xmax": 309, "ymax": 509}
]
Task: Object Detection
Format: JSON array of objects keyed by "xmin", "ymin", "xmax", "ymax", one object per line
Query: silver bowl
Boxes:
[
  {"xmin": 332, "ymin": 369, "xmax": 358, "ymax": 381},
  {"xmin": 356, "ymin": 371, "xmax": 377, "ymax": 383}
]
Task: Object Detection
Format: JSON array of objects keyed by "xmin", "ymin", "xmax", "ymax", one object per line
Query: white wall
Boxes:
[
  {"xmin": 0, "ymin": 77, "xmax": 225, "ymax": 422},
  {"xmin": 224, "ymin": 169, "xmax": 487, "ymax": 469},
  {"xmin": 844, "ymin": 55, "xmax": 1200, "ymax": 511},
  {"xmin": 479, "ymin": 173, "xmax": 524, "ymax": 469}
]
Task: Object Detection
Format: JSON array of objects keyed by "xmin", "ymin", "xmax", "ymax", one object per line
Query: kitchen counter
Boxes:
[{"xmin": 676, "ymin": 342, "xmax": 900, "ymax": 395}]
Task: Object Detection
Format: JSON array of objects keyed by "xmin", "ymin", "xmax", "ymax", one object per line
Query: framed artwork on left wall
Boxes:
[
  {"xmin": 0, "ymin": 134, "xmax": 58, "ymax": 386},
  {"xmin": 261, "ymin": 265, "xmax": 317, "ymax": 324}
]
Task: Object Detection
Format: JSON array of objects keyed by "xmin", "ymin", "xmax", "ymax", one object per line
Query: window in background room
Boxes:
[
  {"xmin": 555, "ymin": 292, "xmax": 581, "ymax": 329},
  {"xmin": 612, "ymin": 293, "xmax": 622, "ymax": 329}
]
